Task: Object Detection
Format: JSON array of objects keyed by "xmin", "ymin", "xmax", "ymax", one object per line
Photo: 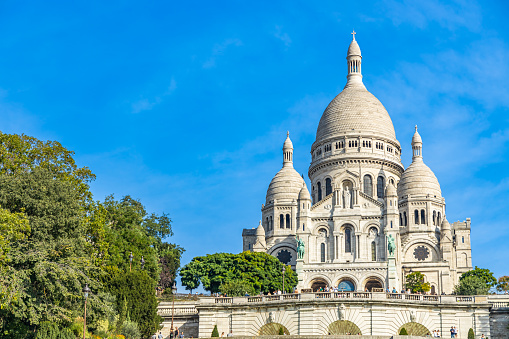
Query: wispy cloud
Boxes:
[
  {"xmin": 202, "ymin": 38, "xmax": 243, "ymax": 69},
  {"xmin": 382, "ymin": 0, "xmax": 482, "ymax": 31},
  {"xmin": 131, "ymin": 77, "xmax": 177, "ymax": 114},
  {"xmin": 274, "ymin": 25, "xmax": 292, "ymax": 48}
]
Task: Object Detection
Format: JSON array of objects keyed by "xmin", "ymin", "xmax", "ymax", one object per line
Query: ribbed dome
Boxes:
[
  {"xmin": 256, "ymin": 220, "xmax": 265, "ymax": 236},
  {"xmin": 397, "ymin": 159, "xmax": 442, "ymax": 199},
  {"xmin": 385, "ymin": 182, "xmax": 397, "ymax": 197},
  {"xmin": 266, "ymin": 167, "xmax": 305, "ymax": 204},
  {"xmin": 347, "ymin": 39, "xmax": 361, "ymax": 57},
  {"xmin": 316, "ymin": 85, "xmax": 397, "ymax": 143},
  {"xmin": 298, "ymin": 183, "xmax": 311, "ymax": 200}
]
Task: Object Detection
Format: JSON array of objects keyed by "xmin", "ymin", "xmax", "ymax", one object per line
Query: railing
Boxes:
[
  {"xmin": 423, "ymin": 295, "xmax": 439, "ymax": 302},
  {"xmin": 387, "ymin": 293, "xmax": 402, "ymax": 299},
  {"xmin": 158, "ymin": 307, "xmax": 198, "ymax": 316},
  {"xmin": 456, "ymin": 296, "xmax": 473, "ymax": 302},
  {"xmin": 265, "ymin": 295, "xmax": 281, "ymax": 301},
  {"xmin": 490, "ymin": 302, "xmax": 509, "ymax": 308},
  {"xmin": 283, "ymin": 294, "xmax": 299, "ymax": 300},
  {"xmin": 247, "ymin": 296, "xmax": 262, "ymax": 303},
  {"xmin": 372, "ymin": 288, "xmax": 384, "ymax": 292},
  {"xmin": 353, "ymin": 292, "xmax": 370, "ymax": 298},
  {"xmin": 215, "ymin": 297, "xmax": 233, "ymax": 304}
]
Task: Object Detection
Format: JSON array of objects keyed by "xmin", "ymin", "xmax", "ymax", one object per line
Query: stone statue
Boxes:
[
  {"xmin": 387, "ymin": 234, "xmax": 395, "ymax": 257},
  {"xmin": 297, "ymin": 238, "xmax": 305, "ymax": 260},
  {"xmin": 343, "ymin": 188, "xmax": 351, "ymax": 209}
]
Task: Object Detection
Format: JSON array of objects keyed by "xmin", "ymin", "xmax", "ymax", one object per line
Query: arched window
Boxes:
[
  {"xmin": 280, "ymin": 214, "xmax": 284, "ymax": 229},
  {"xmin": 270, "ymin": 216, "xmax": 273, "ymax": 230},
  {"xmin": 421, "ymin": 209, "xmax": 426, "ymax": 224},
  {"xmin": 317, "ymin": 182, "xmax": 322, "ymax": 201},
  {"xmin": 371, "ymin": 241, "xmax": 376, "ymax": 261},
  {"xmin": 462, "ymin": 236, "xmax": 464, "ymax": 243},
  {"xmin": 286, "ymin": 214, "xmax": 291, "ymax": 229},
  {"xmin": 363, "ymin": 175, "xmax": 373, "ymax": 197},
  {"xmin": 345, "ymin": 228, "xmax": 352, "ymax": 253},
  {"xmin": 377, "ymin": 176, "xmax": 385, "ymax": 199},
  {"xmin": 325, "ymin": 178, "xmax": 332, "ymax": 196},
  {"xmin": 248, "ymin": 243, "xmax": 251, "ymax": 250},
  {"xmin": 399, "ymin": 213, "xmax": 403, "ymax": 226},
  {"xmin": 320, "ymin": 243, "xmax": 325, "ymax": 262},
  {"xmin": 433, "ymin": 211, "xmax": 436, "ymax": 226},
  {"xmin": 266, "ymin": 217, "xmax": 269, "ymax": 230},
  {"xmin": 302, "ymin": 223, "xmax": 305, "ymax": 231},
  {"xmin": 414, "ymin": 210, "xmax": 419, "ymax": 225},
  {"xmin": 437, "ymin": 212, "xmax": 441, "ymax": 225}
]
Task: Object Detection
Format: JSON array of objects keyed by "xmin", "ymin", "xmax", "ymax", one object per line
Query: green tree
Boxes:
[
  {"xmin": 211, "ymin": 325, "xmax": 219, "ymax": 337},
  {"xmin": 454, "ymin": 276, "xmax": 489, "ymax": 295},
  {"xmin": 405, "ymin": 272, "xmax": 431, "ymax": 293},
  {"xmin": 467, "ymin": 328, "xmax": 475, "ymax": 339},
  {"xmin": 399, "ymin": 327, "xmax": 408, "ymax": 335},
  {"xmin": 460, "ymin": 267, "xmax": 497, "ymax": 288},
  {"xmin": 180, "ymin": 252, "xmax": 297, "ymax": 294},
  {"xmin": 219, "ymin": 280, "xmax": 256, "ymax": 297},
  {"xmin": 107, "ymin": 270, "xmax": 161, "ymax": 338},
  {"xmin": 278, "ymin": 327, "xmax": 284, "ymax": 335},
  {"xmin": 496, "ymin": 276, "xmax": 509, "ymax": 293}
]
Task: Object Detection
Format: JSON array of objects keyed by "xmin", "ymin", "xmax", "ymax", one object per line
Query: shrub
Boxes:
[
  {"xmin": 211, "ymin": 324, "xmax": 219, "ymax": 337},
  {"xmin": 468, "ymin": 328, "xmax": 475, "ymax": 339},
  {"xmin": 121, "ymin": 319, "xmax": 141, "ymax": 339},
  {"xmin": 399, "ymin": 327, "xmax": 408, "ymax": 335},
  {"xmin": 278, "ymin": 326, "xmax": 284, "ymax": 335}
]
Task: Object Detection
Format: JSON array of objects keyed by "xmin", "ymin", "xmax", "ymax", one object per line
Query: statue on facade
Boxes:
[
  {"xmin": 343, "ymin": 188, "xmax": 351, "ymax": 209},
  {"xmin": 387, "ymin": 234, "xmax": 395, "ymax": 257},
  {"xmin": 297, "ymin": 238, "xmax": 305, "ymax": 260}
]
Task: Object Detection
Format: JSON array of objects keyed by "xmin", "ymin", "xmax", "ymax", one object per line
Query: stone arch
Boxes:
[
  {"xmin": 363, "ymin": 222, "xmax": 380, "ymax": 234},
  {"xmin": 328, "ymin": 320, "xmax": 361, "ymax": 335},
  {"xmin": 258, "ymin": 323, "xmax": 290, "ymax": 335},
  {"xmin": 309, "ymin": 277, "xmax": 330, "ymax": 291},
  {"xmin": 363, "ymin": 276, "xmax": 384, "ymax": 292},
  {"xmin": 397, "ymin": 322, "xmax": 430, "ymax": 336},
  {"xmin": 403, "ymin": 240, "xmax": 440, "ymax": 263},
  {"xmin": 268, "ymin": 243, "xmax": 296, "ymax": 266},
  {"xmin": 336, "ymin": 277, "xmax": 357, "ymax": 291}
]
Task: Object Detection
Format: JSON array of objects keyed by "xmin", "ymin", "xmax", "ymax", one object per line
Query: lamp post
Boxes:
[
  {"xmin": 171, "ymin": 281, "xmax": 177, "ymax": 338},
  {"xmin": 140, "ymin": 256, "xmax": 145, "ymax": 270},
  {"xmin": 282, "ymin": 266, "xmax": 285, "ymax": 294},
  {"xmin": 129, "ymin": 251, "xmax": 133, "ymax": 272},
  {"xmin": 83, "ymin": 284, "xmax": 91, "ymax": 339}
]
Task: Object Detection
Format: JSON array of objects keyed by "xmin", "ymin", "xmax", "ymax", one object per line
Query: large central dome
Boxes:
[
  {"xmin": 314, "ymin": 35, "xmax": 398, "ymax": 146},
  {"xmin": 316, "ymin": 85, "xmax": 397, "ymax": 142}
]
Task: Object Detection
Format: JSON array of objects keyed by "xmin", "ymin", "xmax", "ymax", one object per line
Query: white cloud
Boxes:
[
  {"xmin": 274, "ymin": 25, "xmax": 292, "ymax": 48},
  {"xmin": 202, "ymin": 38, "xmax": 243, "ymax": 69},
  {"xmin": 131, "ymin": 77, "xmax": 177, "ymax": 114}
]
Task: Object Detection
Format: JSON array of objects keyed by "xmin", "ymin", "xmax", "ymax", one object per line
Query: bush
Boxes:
[
  {"xmin": 468, "ymin": 328, "xmax": 475, "ymax": 339},
  {"xmin": 278, "ymin": 327, "xmax": 284, "ymax": 335},
  {"xmin": 399, "ymin": 327, "xmax": 408, "ymax": 335},
  {"xmin": 211, "ymin": 324, "xmax": 219, "ymax": 337},
  {"xmin": 35, "ymin": 322, "xmax": 75, "ymax": 339},
  {"xmin": 121, "ymin": 319, "xmax": 141, "ymax": 339},
  {"xmin": 454, "ymin": 276, "xmax": 490, "ymax": 295},
  {"xmin": 219, "ymin": 280, "xmax": 255, "ymax": 297}
]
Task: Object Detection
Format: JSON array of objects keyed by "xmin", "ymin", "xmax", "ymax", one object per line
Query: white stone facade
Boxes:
[{"xmin": 242, "ymin": 34, "xmax": 472, "ymax": 295}]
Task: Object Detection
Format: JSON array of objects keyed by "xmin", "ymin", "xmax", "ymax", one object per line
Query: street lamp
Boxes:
[
  {"xmin": 129, "ymin": 251, "xmax": 133, "ymax": 272},
  {"xmin": 171, "ymin": 281, "xmax": 177, "ymax": 338},
  {"xmin": 140, "ymin": 256, "xmax": 145, "ymax": 270},
  {"xmin": 282, "ymin": 266, "xmax": 286, "ymax": 294},
  {"xmin": 83, "ymin": 284, "xmax": 91, "ymax": 339}
]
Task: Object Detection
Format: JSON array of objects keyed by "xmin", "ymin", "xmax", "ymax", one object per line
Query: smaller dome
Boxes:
[
  {"xmin": 385, "ymin": 182, "xmax": 397, "ymax": 197},
  {"xmin": 397, "ymin": 160, "xmax": 441, "ymax": 198},
  {"xmin": 256, "ymin": 220, "xmax": 265, "ymax": 237},
  {"xmin": 441, "ymin": 217, "xmax": 451, "ymax": 231},
  {"xmin": 347, "ymin": 39, "xmax": 361, "ymax": 57},
  {"xmin": 298, "ymin": 182, "xmax": 311, "ymax": 200},
  {"xmin": 266, "ymin": 167, "xmax": 305, "ymax": 204}
]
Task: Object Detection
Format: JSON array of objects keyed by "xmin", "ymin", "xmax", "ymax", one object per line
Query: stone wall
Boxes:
[{"xmin": 489, "ymin": 308, "xmax": 509, "ymax": 339}]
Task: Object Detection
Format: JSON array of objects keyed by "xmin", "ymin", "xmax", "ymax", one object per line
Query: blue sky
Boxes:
[{"xmin": 1, "ymin": 1, "xmax": 508, "ymax": 290}]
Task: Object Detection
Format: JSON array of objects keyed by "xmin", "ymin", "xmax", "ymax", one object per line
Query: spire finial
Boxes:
[
  {"xmin": 351, "ymin": 30, "xmax": 356, "ymax": 40},
  {"xmin": 287, "ymin": 131, "xmax": 289, "ymax": 137},
  {"xmin": 415, "ymin": 125, "xmax": 418, "ymax": 132}
]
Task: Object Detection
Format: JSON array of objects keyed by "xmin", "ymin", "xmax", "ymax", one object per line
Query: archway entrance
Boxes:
[
  {"xmin": 258, "ymin": 323, "xmax": 289, "ymax": 335},
  {"xmin": 337, "ymin": 279, "xmax": 355, "ymax": 292},
  {"xmin": 310, "ymin": 279, "xmax": 328, "ymax": 292},
  {"xmin": 364, "ymin": 277, "xmax": 383, "ymax": 292},
  {"xmin": 328, "ymin": 320, "xmax": 361, "ymax": 335},
  {"xmin": 398, "ymin": 322, "xmax": 430, "ymax": 336}
]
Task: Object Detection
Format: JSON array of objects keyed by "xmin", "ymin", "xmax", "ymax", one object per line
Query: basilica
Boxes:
[{"xmin": 242, "ymin": 34, "xmax": 472, "ymax": 294}]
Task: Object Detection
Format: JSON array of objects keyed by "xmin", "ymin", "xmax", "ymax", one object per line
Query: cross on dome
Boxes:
[{"xmin": 351, "ymin": 30, "xmax": 356, "ymax": 40}]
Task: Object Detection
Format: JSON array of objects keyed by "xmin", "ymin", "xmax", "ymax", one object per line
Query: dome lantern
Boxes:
[
  {"xmin": 346, "ymin": 30, "xmax": 363, "ymax": 88},
  {"xmin": 412, "ymin": 125, "xmax": 423, "ymax": 161},
  {"xmin": 283, "ymin": 131, "xmax": 294, "ymax": 168}
]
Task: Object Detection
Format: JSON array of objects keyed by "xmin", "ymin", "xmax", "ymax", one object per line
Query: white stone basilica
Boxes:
[{"xmin": 243, "ymin": 34, "xmax": 472, "ymax": 295}]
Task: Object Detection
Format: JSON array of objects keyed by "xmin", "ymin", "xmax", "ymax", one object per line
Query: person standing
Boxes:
[
  {"xmin": 450, "ymin": 326, "xmax": 454, "ymax": 338},
  {"xmin": 158, "ymin": 332, "xmax": 163, "ymax": 339}
]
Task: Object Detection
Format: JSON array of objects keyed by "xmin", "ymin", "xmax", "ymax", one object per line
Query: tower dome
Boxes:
[
  {"xmin": 398, "ymin": 127, "xmax": 442, "ymax": 199},
  {"xmin": 266, "ymin": 132, "xmax": 305, "ymax": 204},
  {"xmin": 314, "ymin": 32, "xmax": 399, "ymax": 147}
]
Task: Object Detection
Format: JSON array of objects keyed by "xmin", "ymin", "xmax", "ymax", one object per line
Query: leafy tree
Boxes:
[
  {"xmin": 460, "ymin": 267, "xmax": 497, "ymax": 288},
  {"xmin": 278, "ymin": 327, "xmax": 284, "ymax": 335},
  {"xmin": 405, "ymin": 272, "xmax": 431, "ymax": 293},
  {"xmin": 219, "ymin": 280, "xmax": 255, "ymax": 297},
  {"xmin": 454, "ymin": 276, "xmax": 489, "ymax": 295},
  {"xmin": 158, "ymin": 243, "xmax": 185, "ymax": 293},
  {"xmin": 107, "ymin": 270, "xmax": 161, "ymax": 338},
  {"xmin": 497, "ymin": 276, "xmax": 509, "ymax": 293},
  {"xmin": 399, "ymin": 327, "xmax": 408, "ymax": 335},
  {"xmin": 468, "ymin": 328, "xmax": 475, "ymax": 339},
  {"xmin": 180, "ymin": 252, "xmax": 297, "ymax": 294},
  {"xmin": 211, "ymin": 325, "xmax": 219, "ymax": 337},
  {"xmin": 121, "ymin": 318, "xmax": 141, "ymax": 339}
]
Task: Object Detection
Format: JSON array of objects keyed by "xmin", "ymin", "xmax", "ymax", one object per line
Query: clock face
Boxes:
[
  {"xmin": 277, "ymin": 249, "xmax": 292, "ymax": 265},
  {"xmin": 413, "ymin": 246, "xmax": 430, "ymax": 261}
]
